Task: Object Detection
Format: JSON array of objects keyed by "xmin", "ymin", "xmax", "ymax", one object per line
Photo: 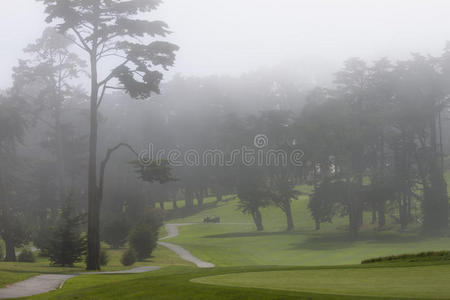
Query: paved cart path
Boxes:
[
  {"xmin": 0, "ymin": 266, "xmax": 161, "ymax": 299},
  {"xmin": 158, "ymin": 223, "xmax": 215, "ymax": 268}
]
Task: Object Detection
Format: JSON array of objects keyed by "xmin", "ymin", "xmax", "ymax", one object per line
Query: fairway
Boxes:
[
  {"xmin": 168, "ymin": 194, "xmax": 450, "ymax": 267},
  {"xmin": 192, "ymin": 265, "xmax": 450, "ymax": 299}
]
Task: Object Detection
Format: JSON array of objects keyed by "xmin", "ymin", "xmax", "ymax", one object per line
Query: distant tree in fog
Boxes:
[
  {"xmin": 0, "ymin": 97, "xmax": 28, "ymax": 261},
  {"xmin": 13, "ymin": 27, "xmax": 86, "ymax": 201}
]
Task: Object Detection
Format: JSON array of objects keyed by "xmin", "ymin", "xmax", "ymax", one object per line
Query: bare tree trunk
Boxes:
[
  {"xmin": 215, "ymin": 189, "xmax": 222, "ymax": 202},
  {"xmin": 315, "ymin": 219, "xmax": 320, "ymax": 230},
  {"xmin": 172, "ymin": 198, "xmax": 178, "ymax": 209},
  {"xmin": 55, "ymin": 104, "xmax": 66, "ymax": 201},
  {"xmin": 284, "ymin": 202, "xmax": 294, "ymax": 231},
  {"xmin": 371, "ymin": 204, "xmax": 377, "ymax": 224},
  {"xmin": 252, "ymin": 209, "xmax": 264, "ymax": 231},
  {"xmin": 86, "ymin": 49, "xmax": 100, "ymax": 270},
  {"xmin": 423, "ymin": 113, "xmax": 448, "ymax": 233},
  {"xmin": 184, "ymin": 186, "xmax": 194, "ymax": 209},
  {"xmin": 378, "ymin": 201, "xmax": 386, "ymax": 228},
  {"xmin": 1, "ymin": 169, "xmax": 16, "ymax": 262},
  {"xmin": 399, "ymin": 193, "xmax": 408, "ymax": 230},
  {"xmin": 4, "ymin": 239, "xmax": 16, "ymax": 262},
  {"xmin": 196, "ymin": 189, "xmax": 204, "ymax": 207},
  {"xmin": 347, "ymin": 178, "xmax": 359, "ymax": 238}
]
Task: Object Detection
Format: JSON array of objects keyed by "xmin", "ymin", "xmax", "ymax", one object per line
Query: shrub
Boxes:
[
  {"xmin": 100, "ymin": 248, "xmax": 109, "ymax": 266},
  {"xmin": 102, "ymin": 218, "xmax": 130, "ymax": 249},
  {"xmin": 128, "ymin": 223, "xmax": 158, "ymax": 260},
  {"xmin": 361, "ymin": 251, "xmax": 450, "ymax": 264},
  {"xmin": 141, "ymin": 208, "xmax": 164, "ymax": 230},
  {"xmin": 18, "ymin": 249, "xmax": 36, "ymax": 263},
  {"xmin": 121, "ymin": 248, "xmax": 137, "ymax": 266}
]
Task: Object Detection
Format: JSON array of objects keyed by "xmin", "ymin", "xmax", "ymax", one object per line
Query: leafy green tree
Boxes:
[
  {"xmin": 40, "ymin": 0, "xmax": 179, "ymax": 269},
  {"xmin": 308, "ymin": 179, "xmax": 341, "ymax": 230},
  {"xmin": 236, "ymin": 169, "xmax": 271, "ymax": 231}
]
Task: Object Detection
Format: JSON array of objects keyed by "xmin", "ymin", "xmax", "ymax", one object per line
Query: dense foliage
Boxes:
[{"xmin": 45, "ymin": 200, "xmax": 87, "ymax": 267}]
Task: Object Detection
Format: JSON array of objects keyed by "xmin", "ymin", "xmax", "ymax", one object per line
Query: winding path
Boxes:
[
  {"xmin": 0, "ymin": 275, "xmax": 75, "ymax": 299},
  {"xmin": 158, "ymin": 223, "xmax": 215, "ymax": 268},
  {"xmin": 0, "ymin": 223, "xmax": 214, "ymax": 299}
]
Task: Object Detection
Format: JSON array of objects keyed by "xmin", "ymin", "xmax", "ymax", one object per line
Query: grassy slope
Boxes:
[
  {"xmin": 166, "ymin": 187, "xmax": 450, "ymax": 266},
  {"xmin": 4, "ymin": 181, "xmax": 450, "ymax": 298},
  {"xmin": 193, "ymin": 264, "xmax": 450, "ymax": 299},
  {"xmin": 24, "ymin": 263, "xmax": 450, "ymax": 300}
]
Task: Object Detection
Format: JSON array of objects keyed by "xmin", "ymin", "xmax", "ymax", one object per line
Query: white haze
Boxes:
[{"xmin": 1, "ymin": 0, "xmax": 450, "ymax": 88}]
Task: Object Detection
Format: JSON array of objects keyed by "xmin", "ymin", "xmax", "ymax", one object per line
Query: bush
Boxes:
[
  {"xmin": 120, "ymin": 248, "xmax": 137, "ymax": 266},
  {"xmin": 102, "ymin": 218, "xmax": 130, "ymax": 249},
  {"xmin": 361, "ymin": 251, "xmax": 450, "ymax": 264},
  {"xmin": 18, "ymin": 249, "xmax": 36, "ymax": 263},
  {"xmin": 141, "ymin": 208, "xmax": 164, "ymax": 230},
  {"xmin": 100, "ymin": 248, "xmax": 109, "ymax": 266},
  {"xmin": 128, "ymin": 223, "xmax": 158, "ymax": 260}
]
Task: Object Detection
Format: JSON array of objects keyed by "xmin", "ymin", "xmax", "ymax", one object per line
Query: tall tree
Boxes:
[
  {"xmin": 236, "ymin": 168, "xmax": 271, "ymax": 231},
  {"xmin": 0, "ymin": 97, "xmax": 27, "ymax": 261},
  {"xmin": 40, "ymin": 0, "xmax": 179, "ymax": 269},
  {"xmin": 13, "ymin": 27, "xmax": 85, "ymax": 201}
]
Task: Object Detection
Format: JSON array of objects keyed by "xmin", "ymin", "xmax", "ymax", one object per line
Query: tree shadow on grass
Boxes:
[
  {"xmin": 204, "ymin": 230, "xmax": 311, "ymax": 239},
  {"xmin": 291, "ymin": 231, "xmax": 432, "ymax": 251}
]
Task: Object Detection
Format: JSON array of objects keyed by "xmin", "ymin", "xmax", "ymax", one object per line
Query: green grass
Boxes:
[
  {"xmin": 0, "ymin": 245, "xmax": 191, "ymax": 288},
  {"xmin": 22, "ymin": 263, "xmax": 450, "ymax": 299},
  {"xmin": 0, "ymin": 271, "xmax": 36, "ymax": 289},
  {"xmin": 165, "ymin": 190, "xmax": 450, "ymax": 267},
  {"xmin": 162, "ymin": 195, "xmax": 219, "ymax": 211},
  {"xmin": 192, "ymin": 264, "xmax": 450, "ymax": 299},
  {"xmin": 4, "ymin": 182, "xmax": 450, "ymax": 298},
  {"xmin": 26, "ymin": 266, "xmax": 317, "ymax": 300}
]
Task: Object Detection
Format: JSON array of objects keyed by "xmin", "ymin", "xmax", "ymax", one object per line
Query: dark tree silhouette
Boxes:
[{"xmin": 39, "ymin": 0, "xmax": 179, "ymax": 269}]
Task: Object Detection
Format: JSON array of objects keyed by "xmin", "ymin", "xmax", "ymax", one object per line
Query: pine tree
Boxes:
[{"xmin": 46, "ymin": 198, "xmax": 87, "ymax": 267}]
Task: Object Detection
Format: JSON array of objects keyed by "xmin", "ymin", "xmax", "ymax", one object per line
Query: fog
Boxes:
[
  {"xmin": 2, "ymin": 0, "xmax": 450, "ymax": 88},
  {"xmin": 2, "ymin": 0, "xmax": 450, "ymax": 291}
]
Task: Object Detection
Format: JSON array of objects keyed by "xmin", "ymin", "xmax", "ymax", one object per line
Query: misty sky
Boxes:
[{"xmin": 1, "ymin": 0, "xmax": 450, "ymax": 89}]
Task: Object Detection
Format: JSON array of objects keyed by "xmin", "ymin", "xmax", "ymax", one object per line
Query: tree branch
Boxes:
[
  {"xmin": 98, "ymin": 143, "xmax": 139, "ymax": 205},
  {"xmin": 71, "ymin": 28, "xmax": 92, "ymax": 53},
  {"xmin": 97, "ymin": 83, "xmax": 107, "ymax": 109},
  {"xmin": 98, "ymin": 59, "xmax": 130, "ymax": 87}
]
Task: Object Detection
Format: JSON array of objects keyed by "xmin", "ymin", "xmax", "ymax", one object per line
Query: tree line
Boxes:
[{"xmin": 1, "ymin": 0, "xmax": 450, "ymax": 269}]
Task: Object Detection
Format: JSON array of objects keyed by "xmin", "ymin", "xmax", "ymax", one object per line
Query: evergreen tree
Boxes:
[{"xmin": 46, "ymin": 198, "xmax": 87, "ymax": 267}]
